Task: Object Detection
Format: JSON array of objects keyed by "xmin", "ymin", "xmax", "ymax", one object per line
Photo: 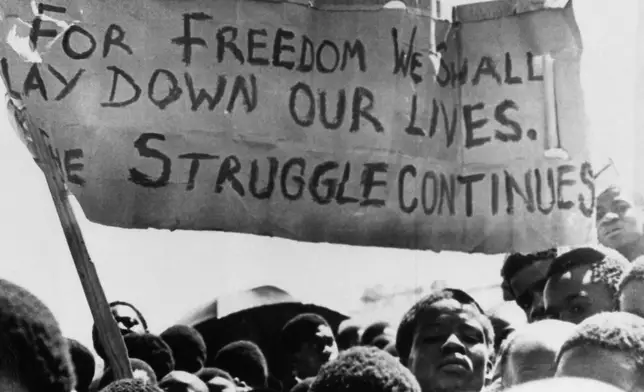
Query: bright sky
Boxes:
[{"xmin": 0, "ymin": 0, "xmax": 638, "ymax": 358}]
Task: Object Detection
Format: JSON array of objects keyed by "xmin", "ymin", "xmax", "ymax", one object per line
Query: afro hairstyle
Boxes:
[
  {"xmin": 309, "ymin": 346, "xmax": 420, "ymax": 392},
  {"xmin": 66, "ymin": 337, "xmax": 96, "ymax": 392},
  {"xmin": 360, "ymin": 321, "xmax": 392, "ymax": 346},
  {"xmin": 0, "ymin": 278, "xmax": 75, "ymax": 392},
  {"xmin": 160, "ymin": 325, "xmax": 207, "ymax": 373},
  {"xmin": 618, "ymin": 256, "xmax": 644, "ymax": 295},
  {"xmin": 281, "ymin": 313, "xmax": 332, "ymax": 355},
  {"xmin": 290, "ymin": 377, "xmax": 315, "ymax": 392},
  {"xmin": 501, "ymin": 249, "xmax": 558, "ymax": 283},
  {"xmin": 556, "ymin": 311, "xmax": 644, "ymax": 371},
  {"xmin": 100, "ymin": 378, "xmax": 163, "ymax": 392},
  {"xmin": 159, "ymin": 370, "xmax": 209, "ymax": 392},
  {"xmin": 546, "ymin": 246, "xmax": 630, "ymax": 308},
  {"xmin": 123, "ymin": 333, "xmax": 175, "ymax": 380},
  {"xmin": 99, "ymin": 358, "xmax": 158, "ymax": 390},
  {"xmin": 213, "ymin": 340, "xmax": 268, "ymax": 389},
  {"xmin": 195, "ymin": 367, "xmax": 234, "ymax": 383},
  {"xmin": 92, "ymin": 301, "xmax": 149, "ymax": 360},
  {"xmin": 395, "ymin": 288, "xmax": 494, "ymax": 364}
]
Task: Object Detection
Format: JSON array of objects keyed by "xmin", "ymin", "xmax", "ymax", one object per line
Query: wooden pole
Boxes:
[{"xmin": 7, "ymin": 97, "xmax": 133, "ymax": 380}]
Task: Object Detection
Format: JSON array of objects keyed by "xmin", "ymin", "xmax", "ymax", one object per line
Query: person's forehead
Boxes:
[
  {"xmin": 416, "ymin": 299, "xmax": 484, "ymax": 327},
  {"xmin": 545, "ymin": 267, "xmax": 595, "ymax": 303}
]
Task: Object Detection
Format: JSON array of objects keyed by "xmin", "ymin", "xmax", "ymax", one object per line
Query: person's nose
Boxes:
[
  {"xmin": 441, "ymin": 333, "xmax": 466, "ymax": 354},
  {"xmin": 599, "ymin": 211, "xmax": 620, "ymax": 226}
]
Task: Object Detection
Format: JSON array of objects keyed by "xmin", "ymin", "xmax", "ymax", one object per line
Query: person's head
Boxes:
[
  {"xmin": 396, "ymin": 288, "xmax": 494, "ymax": 392},
  {"xmin": 494, "ymin": 320, "xmax": 575, "ymax": 388},
  {"xmin": 555, "ymin": 312, "xmax": 644, "ymax": 392},
  {"xmin": 92, "ymin": 301, "xmax": 149, "ymax": 359},
  {"xmin": 597, "ymin": 185, "xmax": 644, "ymax": 257},
  {"xmin": 372, "ymin": 334, "xmax": 394, "ymax": 350},
  {"xmin": 501, "ymin": 249, "xmax": 557, "ymax": 322},
  {"xmin": 123, "ymin": 333, "xmax": 175, "ymax": 381},
  {"xmin": 281, "ymin": 313, "xmax": 339, "ymax": 378},
  {"xmin": 486, "ymin": 307, "xmax": 525, "ymax": 356},
  {"xmin": 160, "ymin": 325, "xmax": 207, "ymax": 373},
  {"xmin": 100, "ymin": 378, "xmax": 163, "ymax": 392},
  {"xmin": 100, "ymin": 358, "xmax": 158, "ymax": 389},
  {"xmin": 0, "ymin": 279, "xmax": 75, "ymax": 392},
  {"xmin": 159, "ymin": 371, "xmax": 208, "ymax": 392},
  {"xmin": 309, "ymin": 346, "xmax": 420, "ymax": 392},
  {"xmin": 336, "ymin": 321, "xmax": 361, "ymax": 351},
  {"xmin": 619, "ymin": 256, "xmax": 644, "ymax": 317},
  {"xmin": 360, "ymin": 321, "xmax": 395, "ymax": 346},
  {"xmin": 213, "ymin": 340, "xmax": 268, "ymax": 389},
  {"xmin": 543, "ymin": 246, "xmax": 629, "ymax": 324},
  {"xmin": 502, "ymin": 377, "xmax": 626, "ymax": 392},
  {"xmin": 66, "ymin": 338, "xmax": 95, "ymax": 392}
]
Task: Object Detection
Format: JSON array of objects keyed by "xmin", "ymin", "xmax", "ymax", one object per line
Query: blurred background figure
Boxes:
[
  {"xmin": 618, "ymin": 256, "xmax": 644, "ymax": 317},
  {"xmin": 67, "ymin": 337, "xmax": 96, "ymax": 392},
  {"xmin": 336, "ymin": 320, "xmax": 361, "ymax": 352},
  {"xmin": 161, "ymin": 325, "xmax": 207, "ymax": 373},
  {"xmin": 0, "ymin": 279, "xmax": 75, "ymax": 392},
  {"xmin": 555, "ymin": 312, "xmax": 644, "ymax": 392},
  {"xmin": 493, "ymin": 320, "xmax": 575, "ymax": 388},
  {"xmin": 213, "ymin": 340, "xmax": 269, "ymax": 390},
  {"xmin": 500, "ymin": 249, "xmax": 557, "ymax": 322}
]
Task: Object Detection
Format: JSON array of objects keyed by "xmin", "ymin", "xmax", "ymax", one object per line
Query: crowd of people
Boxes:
[{"xmin": 1, "ymin": 187, "xmax": 644, "ymax": 392}]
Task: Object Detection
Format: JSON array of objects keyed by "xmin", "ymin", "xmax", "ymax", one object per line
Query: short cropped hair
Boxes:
[
  {"xmin": 618, "ymin": 256, "xmax": 644, "ymax": 295},
  {"xmin": 160, "ymin": 325, "xmax": 207, "ymax": 373},
  {"xmin": 309, "ymin": 346, "xmax": 420, "ymax": 392},
  {"xmin": 213, "ymin": 340, "xmax": 269, "ymax": 388},
  {"xmin": 501, "ymin": 249, "xmax": 558, "ymax": 283},
  {"xmin": 0, "ymin": 279, "xmax": 75, "ymax": 392},
  {"xmin": 361, "ymin": 321, "xmax": 391, "ymax": 346},
  {"xmin": 123, "ymin": 333, "xmax": 175, "ymax": 381},
  {"xmin": 282, "ymin": 313, "xmax": 332, "ymax": 355},
  {"xmin": 395, "ymin": 288, "xmax": 494, "ymax": 364},
  {"xmin": 556, "ymin": 312, "xmax": 644, "ymax": 370},
  {"xmin": 547, "ymin": 246, "xmax": 630, "ymax": 306}
]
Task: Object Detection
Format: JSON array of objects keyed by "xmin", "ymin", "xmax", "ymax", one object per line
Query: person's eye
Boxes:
[
  {"xmin": 462, "ymin": 330, "xmax": 483, "ymax": 344},
  {"xmin": 422, "ymin": 334, "xmax": 443, "ymax": 343},
  {"xmin": 596, "ymin": 209, "xmax": 606, "ymax": 221}
]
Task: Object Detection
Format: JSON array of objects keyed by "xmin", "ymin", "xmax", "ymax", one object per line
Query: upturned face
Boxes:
[
  {"xmin": 543, "ymin": 265, "xmax": 614, "ymax": 324},
  {"xmin": 406, "ymin": 299, "xmax": 490, "ymax": 392},
  {"xmin": 597, "ymin": 187, "xmax": 644, "ymax": 253}
]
